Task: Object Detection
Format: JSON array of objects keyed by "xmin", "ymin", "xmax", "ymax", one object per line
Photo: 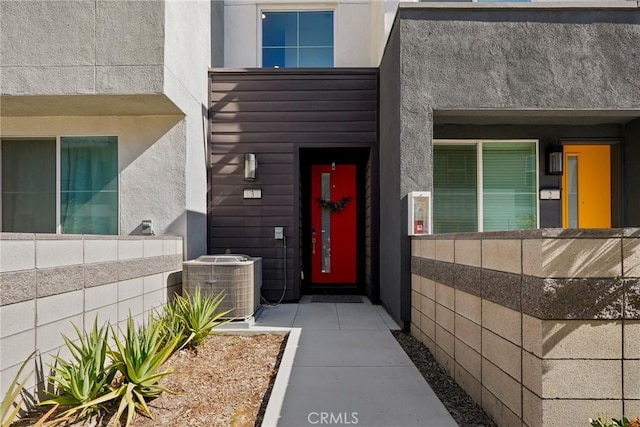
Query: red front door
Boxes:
[{"xmin": 311, "ymin": 164, "xmax": 357, "ymax": 284}]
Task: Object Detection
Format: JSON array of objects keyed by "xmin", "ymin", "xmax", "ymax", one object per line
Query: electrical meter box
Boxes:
[{"xmin": 408, "ymin": 191, "xmax": 432, "ymax": 236}]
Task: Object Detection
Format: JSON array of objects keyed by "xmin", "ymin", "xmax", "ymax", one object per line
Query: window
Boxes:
[
  {"xmin": 1, "ymin": 139, "xmax": 57, "ymax": 233},
  {"xmin": 262, "ymin": 11, "xmax": 334, "ymax": 68},
  {"xmin": 1, "ymin": 136, "xmax": 118, "ymax": 235},
  {"xmin": 433, "ymin": 140, "xmax": 538, "ymax": 233}
]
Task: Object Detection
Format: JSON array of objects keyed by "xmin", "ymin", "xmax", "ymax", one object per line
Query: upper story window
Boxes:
[
  {"xmin": 262, "ymin": 11, "xmax": 334, "ymax": 68},
  {"xmin": 1, "ymin": 136, "xmax": 118, "ymax": 235}
]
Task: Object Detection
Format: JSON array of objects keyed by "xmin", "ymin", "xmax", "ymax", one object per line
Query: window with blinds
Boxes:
[
  {"xmin": 433, "ymin": 144, "xmax": 478, "ymax": 233},
  {"xmin": 434, "ymin": 141, "xmax": 538, "ymax": 233}
]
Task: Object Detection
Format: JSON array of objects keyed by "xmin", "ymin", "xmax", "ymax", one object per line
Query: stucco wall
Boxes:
[
  {"xmin": 379, "ymin": 19, "xmax": 405, "ymax": 326},
  {"xmin": 379, "ymin": 4, "xmax": 640, "ymax": 324},
  {"xmin": 223, "ymin": 0, "xmax": 387, "ymax": 68},
  {"xmin": 0, "ymin": 0, "xmax": 165, "ymax": 96},
  {"xmin": 164, "ymin": 0, "xmax": 211, "ymax": 259},
  {"xmin": 0, "ymin": 116, "xmax": 190, "ymax": 242}
]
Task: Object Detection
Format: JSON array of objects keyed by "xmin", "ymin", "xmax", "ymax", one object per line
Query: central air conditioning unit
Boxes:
[{"xmin": 182, "ymin": 255, "xmax": 262, "ymax": 320}]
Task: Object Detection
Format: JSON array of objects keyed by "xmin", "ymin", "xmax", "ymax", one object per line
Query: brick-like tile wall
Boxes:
[
  {"xmin": 411, "ymin": 229, "xmax": 640, "ymax": 427},
  {"xmin": 0, "ymin": 233, "xmax": 183, "ymax": 399}
]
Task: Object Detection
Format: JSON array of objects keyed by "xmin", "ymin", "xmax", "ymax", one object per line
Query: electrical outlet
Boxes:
[{"xmin": 275, "ymin": 227, "xmax": 284, "ymax": 240}]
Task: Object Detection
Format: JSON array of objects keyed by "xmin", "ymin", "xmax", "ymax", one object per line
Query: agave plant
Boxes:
[
  {"xmin": 1, "ymin": 351, "xmax": 36, "ymax": 427},
  {"xmin": 160, "ymin": 298, "xmax": 191, "ymax": 350},
  {"xmin": 108, "ymin": 314, "xmax": 181, "ymax": 426},
  {"xmin": 591, "ymin": 417, "xmax": 640, "ymax": 427},
  {"xmin": 170, "ymin": 289, "xmax": 232, "ymax": 348},
  {"xmin": 41, "ymin": 319, "xmax": 117, "ymax": 423}
]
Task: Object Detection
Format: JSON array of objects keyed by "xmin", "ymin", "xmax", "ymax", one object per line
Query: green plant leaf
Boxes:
[
  {"xmin": 1, "ymin": 350, "xmax": 36, "ymax": 427},
  {"xmin": 42, "ymin": 317, "xmax": 117, "ymax": 423},
  {"xmin": 107, "ymin": 314, "xmax": 182, "ymax": 426}
]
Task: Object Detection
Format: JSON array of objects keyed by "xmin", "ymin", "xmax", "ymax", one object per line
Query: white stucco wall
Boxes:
[
  {"xmin": 0, "ymin": 0, "xmax": 166, "ymax": 96},
  {"xmin": 1, "ymin": 1, "xmax": 212, "ymax": 259},
  {"xmin": 164, "ymin": 0, "xmax": 212, "ymax": 259},
  {"xmin": 223, "ymin": 0, "xmax": 398, "ymax": 67},
  {"xmin": 0, "ymin": 116, "xmax": 190, "ymax": 248}
]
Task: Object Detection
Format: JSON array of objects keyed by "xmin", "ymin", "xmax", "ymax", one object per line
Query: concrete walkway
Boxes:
[{"xmin": 251, "ymin": 297, "xmax": 458, "ymax": 427}]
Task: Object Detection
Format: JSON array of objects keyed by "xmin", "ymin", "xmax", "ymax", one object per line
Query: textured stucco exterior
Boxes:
[
  {"xmin": 163, "ymin": 0, "xmax": 211, "ymax": 259},
  {"xmin": 378, "ymin": 4, "xmax": 640, "ymax": 324},
  {"xmin": 379, "ymin": 21, "xmax": 405, "ymax": 326},
  {"xmin": 0, "ymin": 0, "xmax": 165, "ymax": 97},
  {"xmin": 0, "ymin": 116, "xmax": 187, "ymax": 239},
  {"xmin": 0, "ymin": 0, "xmax": 211, "ymax": 259}
]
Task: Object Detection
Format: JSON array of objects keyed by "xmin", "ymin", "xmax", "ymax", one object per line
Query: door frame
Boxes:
[{"xmin": 299, "ymin": 147, "xmax": 369, "ymax": 295}]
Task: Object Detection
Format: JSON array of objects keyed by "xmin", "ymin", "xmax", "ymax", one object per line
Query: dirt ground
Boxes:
[{"xmin": 16, "ymin": 333, "xmax": 287, "ymax": 427}]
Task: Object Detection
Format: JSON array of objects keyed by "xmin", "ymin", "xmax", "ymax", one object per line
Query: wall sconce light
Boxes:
[
  {"xmin": 546, "ymin": 145, "xmax": 563, "ymax": 175},
  {"xmin": 244, "ymin": 153, "xmax": 257, "ymax": 181}
]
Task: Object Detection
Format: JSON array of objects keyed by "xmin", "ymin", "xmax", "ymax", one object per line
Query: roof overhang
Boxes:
[
  {"xmin": 0, "ymin": 94, "xmax": 183, "ymax": 117},
  {"xmin": 434, "ymin": 110, "xmax": 640, "ymax": 126}
]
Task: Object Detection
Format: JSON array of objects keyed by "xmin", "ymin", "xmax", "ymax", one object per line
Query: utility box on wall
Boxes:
[{"xmin": 408, "ymin": 191, "xmax": 432, "ymax": 236}]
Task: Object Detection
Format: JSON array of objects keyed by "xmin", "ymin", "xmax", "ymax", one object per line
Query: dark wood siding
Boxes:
[{"xmin": 208, "ymin": 69, "xmax": 378, "ymax": 301}]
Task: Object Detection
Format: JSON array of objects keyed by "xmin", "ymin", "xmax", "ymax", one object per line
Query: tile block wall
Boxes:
[
  {"xmin": 411, "ymin": 229, "xmax": 640, "ymax": 427},
  {"xmin": 0, "ymin": 234, "xmax": 183, "ymax": 400}
]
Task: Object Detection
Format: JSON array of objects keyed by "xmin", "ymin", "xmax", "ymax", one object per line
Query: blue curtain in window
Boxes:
[{"xmin": 61, "ymin": 136, "xmax": 118, "ymax": 235}]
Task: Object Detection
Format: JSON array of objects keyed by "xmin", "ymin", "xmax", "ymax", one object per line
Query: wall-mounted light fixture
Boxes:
[
  {"xmin": 546, "ymin": 145, "xmax": 563, "ymax": 175},
  {"xmin": 244, "ymin": 153, "xmax": 257, "ymax": 181}
]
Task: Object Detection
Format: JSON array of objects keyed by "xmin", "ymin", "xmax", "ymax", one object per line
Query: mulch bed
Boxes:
[
  {"xmin": 392, "ymin": 331, "xmax": 497, "ymax": 427},
  {"xmin": 15, "ymin": 333, "xmax": 287, "ymax": 427}
]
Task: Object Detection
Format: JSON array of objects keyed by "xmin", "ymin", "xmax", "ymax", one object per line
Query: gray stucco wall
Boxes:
[
  {"xmin": 0, "ymin": 0, "xmax": 165, "ymax": 96},
  {"xmin": 379, "ymin": 20, "xmax": 406, "ymax": 326},
  {"xmin": 379, "ymin": 5, "xmax": 640, "ymax": 324},
  {"xmin": 624, "ymin": 118, "xmax": 640, "ymax": 226},
  {"xmin": 400, "ymin": 8, "xmax": 640, "ymax": 111}
]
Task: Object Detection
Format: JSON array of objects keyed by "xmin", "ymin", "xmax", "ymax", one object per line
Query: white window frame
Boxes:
[
  {"xmin": 433, "ymin": 139, "xmax": 540, "ymax": 232},
  {"xmin": 257, "ymin": 5, "xmax": 337, "ymax": 68},
  {"xmin": 0, "ymin": 135, "xmax": 120, "ymax": 235}
]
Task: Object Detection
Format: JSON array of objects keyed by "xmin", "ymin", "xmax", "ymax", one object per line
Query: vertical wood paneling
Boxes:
[{"xmin": 209, "ymin": 69, "xmax": 378, "ymax": 302}]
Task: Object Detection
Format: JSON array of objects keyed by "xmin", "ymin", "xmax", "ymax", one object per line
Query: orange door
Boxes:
[
  {"xmin": 562, "ymin": 145, "xmax": 611, "ymax": 228},
  {"xmin": 311, "ymin": 164, "xmax": 357, "ymax": 284}
]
